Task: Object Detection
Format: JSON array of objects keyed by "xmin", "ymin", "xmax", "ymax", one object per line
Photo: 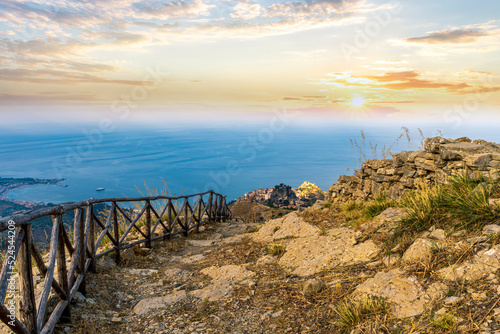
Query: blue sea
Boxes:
[{"xmin": 1, "ymin": 119, "xmax": 498, "ymax": 204}]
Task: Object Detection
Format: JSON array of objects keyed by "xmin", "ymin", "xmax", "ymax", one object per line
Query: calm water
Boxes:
[{"xmin": 1, "ymin": 121, "xmax": 498, "ymax": 203}]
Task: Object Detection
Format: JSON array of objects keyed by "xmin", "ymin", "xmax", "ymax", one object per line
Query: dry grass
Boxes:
[{"xmin": 331, "ymin": 296, "xmax": 388, "ymax": 329}]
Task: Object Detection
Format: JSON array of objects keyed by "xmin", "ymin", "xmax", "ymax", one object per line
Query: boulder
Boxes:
[
  {"xmin": 252, "ymin": 212, "xmax": 318, "ymax": 242},
  {"xmin": 303, "ymin": 278, "xmax": 325, "ymax": 296},
  {"xmin": 401, "ymin": 238, "xmax": 437, "ymax": 263},
  {"xmin": 353, "ymin": 269, "xmax": 431, "ymax": 318},
  {"xmin": 133, "ymin": 290, "xmax": 188, "ymax": 315},
  {"xmin": 437, "ymin": 245, "xmax": 500, "ymax": 282}
]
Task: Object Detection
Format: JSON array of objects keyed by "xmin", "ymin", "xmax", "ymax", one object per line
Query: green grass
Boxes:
[
  {"xmin": 267, "ymin": 243, "xmax": 285, "ymax": 257},
  {"xmin": 399, "ymin": 171, "xmax": 500, "ymax": 232},
  {"xmin": 363, "ymin": 193, "xmax": 395, "ymax": 218},
  {"xmin": 332, "ymin": 296, "xmax": 388, "ymax": 328}
]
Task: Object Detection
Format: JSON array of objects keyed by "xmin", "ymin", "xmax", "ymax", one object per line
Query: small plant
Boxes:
[
  {"xmin": 399, "ymin": 181, "xmax": 444, "ymax": 231},
  {"xmin": 267, "ymin": 243, "xmax": 285, "ymax": 257},
  {"xmin": 273, "ymin": 226, "xmax": 280, "ymax": 233},
  {"xmin": 432, "ymin": 310, "xmax": 457, "ymax": 331},
  {"xmin": 245, "ymin": 225, "xmax": 262, "ymax": 233},
  {"xmin": 441, "ymin": 171, "xmax": 495, "ymax": 225},
  {"xmin": 319, "ymin": 228, "xmax": 328, "ymax": 236},
  {"xmin": 363, "ymin": 193, "xmax": 395, "ymax": 218},
  {"xmin": 332, "ymin": 296, "xmax": 388, "ymax": 328}
]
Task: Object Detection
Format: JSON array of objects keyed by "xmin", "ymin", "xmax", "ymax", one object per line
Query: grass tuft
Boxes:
[
  {"xmin": 267, "ymin": 243, "xmax": 285, "ymax": 257},
  {"xmin": 332, "ymin": 296, "xmax": 388, "ymax": 328}
]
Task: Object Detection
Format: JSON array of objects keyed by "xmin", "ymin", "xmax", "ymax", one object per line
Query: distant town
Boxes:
[
  {"xmin": 235, "ymin": 181, "xmax": 326, "ymax": 209},
  {"xmin": 0, "ymin": 177, "xmax": 66, "ymax": 216}
]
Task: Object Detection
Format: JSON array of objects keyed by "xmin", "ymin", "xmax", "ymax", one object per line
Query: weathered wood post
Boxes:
[
  {"xmin": 222, "ymin": 196, "xmax": 226, "ymax": 221},
  {"xmin": 56, "ymin": 216, "xmax": 71, "ymax": 322},
  {"xmin": 145, "ymin": 200, "xmax": 151, "ymax": 248},
  {"xmin": 78, "ymin": 209, "xmax": 86, "ymax": 295},
  {"xmin": 183, "ymin": 198, "xmax": 189, "ymax": 236},
  {"xmin": 17, "ymin": 225, "xmax": 37, "ymax": 333},
  {"xmin": 196, "ymin": 195, "xmax": 203, "ymax": 232},
  {"xmin": 87, "ymin": 205, "xmax": 96, "ymax": 273},
  {"xmin": 207, "ymin": 192, "xmax": 213, "ymax": 222},
  {"xmin": 164, "ymin": 200, "xmax": 172, "ymax": 241},
  {"xmin": 113, "ymin": 203, "xmax": 121, "ymax": 264}
]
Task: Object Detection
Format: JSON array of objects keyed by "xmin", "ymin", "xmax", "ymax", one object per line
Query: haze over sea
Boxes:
[{"xmin": 1, "ymin": 119, "xmax": 498, "ymax": 205}]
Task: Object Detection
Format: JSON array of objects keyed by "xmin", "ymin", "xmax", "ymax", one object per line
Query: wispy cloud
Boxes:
[{"xmin": 405, "ymin": 29, "xmax": 486, "ymax": 44}]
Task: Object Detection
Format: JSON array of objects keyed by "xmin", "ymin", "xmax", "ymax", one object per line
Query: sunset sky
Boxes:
[{"xmin": 1, "ymin": 0, "xmax": 499, "ymax": 125}]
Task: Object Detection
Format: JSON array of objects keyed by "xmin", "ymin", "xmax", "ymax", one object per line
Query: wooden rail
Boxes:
[{"xmin": 0, "ymin": 191, "xmax": 231, "ymax": 333}]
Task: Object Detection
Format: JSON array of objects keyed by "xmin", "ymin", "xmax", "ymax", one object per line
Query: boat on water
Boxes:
[{"xmin": 96, "ymin": 187, "xmax": 105, "ymax": 191}]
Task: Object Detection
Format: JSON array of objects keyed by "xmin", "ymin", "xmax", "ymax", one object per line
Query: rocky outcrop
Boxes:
[
  {"xmin": 295, "ymin": 181, "xmax": 326, "ymax": 205},
  {"xmin": 353, "ymin": 269, "xmax": 447, "ymax": 318},
  {"xmin": 329, "ymin": 137, "xmax": 500, "ymax": 201}
]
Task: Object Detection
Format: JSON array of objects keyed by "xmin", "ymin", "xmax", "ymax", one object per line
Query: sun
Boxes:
[{"xmin": 350, "ymin": 96, "xmax": 366, "ymax": 107}]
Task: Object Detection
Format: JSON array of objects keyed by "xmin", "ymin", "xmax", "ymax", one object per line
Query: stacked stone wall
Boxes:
[{"xmin": 329, "ymin": 137, "xmax": 500, "ymax": 202}]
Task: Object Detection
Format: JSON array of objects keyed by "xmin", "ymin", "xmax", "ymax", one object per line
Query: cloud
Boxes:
[
  {"xmin": 405, "ymin": 29, "xmax": 487, "ymax": 44},
  {"xmin": 322, "ymin": 70, "xmax": 498, "ymax": 94},
  {"xmin": 132, "ymin": 0, "xmax": 214, "ymax": 20}
]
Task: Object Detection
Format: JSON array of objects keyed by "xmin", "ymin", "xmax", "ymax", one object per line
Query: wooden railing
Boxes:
[{"xmin": 0, "ymin": 191, "xmax": 231, "ymax": 334}]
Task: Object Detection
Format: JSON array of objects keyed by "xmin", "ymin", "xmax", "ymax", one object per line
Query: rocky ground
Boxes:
[{"xmin": 18, "ymin": 202, "xmax": 500, "ymax": 334}]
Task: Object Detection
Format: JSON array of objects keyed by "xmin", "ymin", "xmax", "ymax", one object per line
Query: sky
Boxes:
[{"xmin": 0, "ymin": 0, "xmax": 499, "ymax": 126}]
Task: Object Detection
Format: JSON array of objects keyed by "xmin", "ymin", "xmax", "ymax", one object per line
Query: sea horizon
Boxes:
[{"xmin": 2, "ymin": 120, "xmax": 498, "ymax": 205}]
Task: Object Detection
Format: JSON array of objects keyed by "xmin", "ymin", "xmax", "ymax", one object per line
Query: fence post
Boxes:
[
  {"xmin": 207, "ymin": 192, "xmax": 213, "ymax": 222},
  {"xmin": 221, "ymin": 197, "xmax": 227, "ymax": 222},
  {"xmin": 164, "ymin": 200, "xmax": 172, "ymax": 241},
  {"xmin": 87, "ymin": 205, "xmax": 96, "ymax": 273},
  {"xmin": 78, "ymin": 209, "xmax": 86, "ymax": 295},
  {"xmin": 183, "ymin": 198, "xmax": 189, "ymax": 237},
  {"xmin": 17, "ymin": 225, "xmax": 37, "ymax": 333},
  {"xmin": 196, "ymin": 195, "xmax": 202, "ymax": 232},
  {"xmin": 56, "ymin": 217, "xmax": 71, "ymax": 322},
  {"xmin": 113, "ymin": 203, "xmax": 121, "ymax": 264},
  {"xmin": 145, "ymin": 200, "xmax": 151, "ymax": 248}
]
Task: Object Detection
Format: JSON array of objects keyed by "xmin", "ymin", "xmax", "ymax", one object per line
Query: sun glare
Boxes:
[{"xmin": 350, "ymin": 96, "xmax": 366, "ymax": 107}]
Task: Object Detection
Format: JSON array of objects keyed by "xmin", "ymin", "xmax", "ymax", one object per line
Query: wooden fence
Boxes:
[{"xmin": 0, "ymin": 191, "xmax": 231, "ymax": 334}]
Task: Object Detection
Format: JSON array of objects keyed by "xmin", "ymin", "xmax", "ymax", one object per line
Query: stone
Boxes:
[
  {"xmin": 187, "ymin": 240, "xmax": 217, "ymax": 247},
  {"xmin": 437, "ymin": 245, "xmax": 500, "ymax": 282},
  {"xmin": 252, "ymin": 212, "xmax": 318, "ymax": 242},
  {"xmin": 72, "ymin": 291, "xmax": 86, "ymax": 303},
  {"xmin": 401, "ymin": 238, "xmax": 437, "ymax": 263},
  {"xmin": 191, "ymin": 265, "xmax": 256, "ymax": 301},
  {"xmin": 483, "ymin": 224, "xmax": 500, "ymax": 236},
  {"xmin": 278, "ymin": 228, "xmax": 360, "ymax": 276},
  {"xmin": 133, "ymin": 290, "xmax": 188, "ymax": 315},
  {"xmin": 414, "ymin": 158, "xmax": 438, "ymax": 171},
  {"xmin": 353, "ymin": 269, "xmax": 430, "ymax": 318},
  {"xmin": 111, "ymin": 317, "xmax": 122, "ymax": 322},
  {"xmin": 123, "ymin": 268, "xmax": 158, "ymax": 276},
  {"xmin": 165, "ymin": 268, "xmax": 192, "ymax": 281},
  {"xmin": 489, "ymin": 199, "xmax": 500, "ymax": 211},
  {"xmin": 256, "ymin": 254, "xmax": 277, "ymax": 266},
  {"xmin": 200, "ymin": 265, "xmax": 255, "ymax": 283},
  {"xmin": 96, "ymin": 257, "xmax": 117, "ymax": 270},
  {"xmin": 443, "ymin": 296, "xmax": 463, "ymax": 306},
  {"xmin": 382, "ymin": 254, "xmax": 400, "ymax": 267},
  {"xmin": 180, "ymin": 254, "xmax": 206, "ymax": 264},
  {"xmin": 134, "ymin": 247, "xmax": 152, "ymax": 256},
  {"xmin": 465, "ymin": 153, "xmax": 494, "ymax": 169},
  {"xmin": 426, "ymin": 282, "xmax": 448, "ymax": 301},
  {"xmin": 303, "ymin": 278, "xmax": 325, "ymax": 296},
  {"xmin": 121, "ymin": 248, "xmax": 136, "ymax": 261},
  {"xmin": 425, "ymin": 137, "xmax": 451, "ymax": 153},
  {"xmin": 440, "ymin": 149, "xmax": 463, "ymax": 161},
  {"xmin": 429, "ymin": 229, "xmax": 446, "ymax": 240}
]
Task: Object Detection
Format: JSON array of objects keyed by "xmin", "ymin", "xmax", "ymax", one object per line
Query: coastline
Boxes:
[{"xmin": 0, "ymin": 178, "xmax": 67, "ymax": 209}]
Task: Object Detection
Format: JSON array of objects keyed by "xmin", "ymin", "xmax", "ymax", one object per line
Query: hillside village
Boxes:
[{"xmin": 236, "ymin": 181, "xmax": 326, "ymax": 209}]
